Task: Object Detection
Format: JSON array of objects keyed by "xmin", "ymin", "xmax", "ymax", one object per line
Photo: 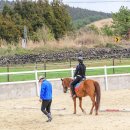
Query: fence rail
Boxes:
[{"xmin": 0, "ymin": 65, "xmax": 130, "ymax": 96}]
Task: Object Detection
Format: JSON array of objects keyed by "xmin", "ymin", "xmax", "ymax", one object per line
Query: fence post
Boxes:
[
  {"xmin": 44, "ymin": 59, "xmax": 46, "ymax": 78},
  {"xmin": 104, "ymin": 65, "xmax": 108, "ymax": 91},
  {"xmin": 69, "ymin": 58, "xmax": 72, "ymax": 68},
  {"xmin": 71, "ymin": 67, "xmax": 74, "ymax": 78},
  {"xmin": 112, "ymin": 58, "xmax": 115, "ymax": 74},
  {"xmin": 35, "ymin": 61, "xmax": 37, "ymax": 70},
  {"xmin": 35, "ymin": 69, "xmax": 39, "ymax": 96},
  {"xmin": 7, "ymin": 64, "xmax": 10, "ymax": 82}
]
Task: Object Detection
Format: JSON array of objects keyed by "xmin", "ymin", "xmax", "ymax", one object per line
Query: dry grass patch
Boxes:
[{"xmin": 89, "ymin": 18, "xmax": 113, "ymax": 28}]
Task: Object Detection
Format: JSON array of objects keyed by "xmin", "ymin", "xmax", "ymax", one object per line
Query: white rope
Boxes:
[{"xmin": 100, "ymin": 108, "xmax": 130, "ymax": 112}]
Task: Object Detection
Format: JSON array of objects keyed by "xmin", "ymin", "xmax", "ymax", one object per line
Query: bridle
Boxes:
[{"xmin": 62, "ymin": 80, "xmax": 68, "ymax": 93}]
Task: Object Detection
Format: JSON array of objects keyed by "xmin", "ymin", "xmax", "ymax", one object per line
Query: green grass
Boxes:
[{"xmin": 0, "ymin": 58, "xmax": 130, "ymax": 82}]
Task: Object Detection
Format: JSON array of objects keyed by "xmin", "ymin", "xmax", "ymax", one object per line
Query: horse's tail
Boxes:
[{"xmin": 94, "ymin": 81, "xmax": 101, "ymax": 111}]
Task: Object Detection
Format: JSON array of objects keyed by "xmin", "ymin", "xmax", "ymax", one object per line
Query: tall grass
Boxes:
[
  {"xmin": 0, "ymin": 26, "xmax": 117, "ymax": 56},
  {"xmin": 26, "ymin": 30, "xmax": 113, "ymax": 51}
]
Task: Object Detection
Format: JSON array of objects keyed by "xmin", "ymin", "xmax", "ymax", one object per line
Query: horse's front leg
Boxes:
[
  {"xmin": 79, "ymin": 97, "xmax": 86, "ymax": 114},
  {"xmin": 73, "ymin": 97, "xmax": 76, "ymax": 114}
]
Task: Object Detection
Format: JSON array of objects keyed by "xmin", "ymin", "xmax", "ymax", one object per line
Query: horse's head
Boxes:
[{"xmin": 61, "ymin": 78, "xmax": 68, "ymax": 93}]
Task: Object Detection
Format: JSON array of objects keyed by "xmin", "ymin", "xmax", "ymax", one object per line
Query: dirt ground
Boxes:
[{"xmin": 0, "ymin": 89, "xmax": 130, "ymax": 130}]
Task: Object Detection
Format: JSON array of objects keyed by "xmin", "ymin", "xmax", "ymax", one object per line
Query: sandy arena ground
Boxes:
[{"xmin": 0, "ymin": 89, "xmax": 130, "ymax": 130}]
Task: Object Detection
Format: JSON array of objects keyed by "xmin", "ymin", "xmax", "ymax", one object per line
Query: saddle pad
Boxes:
[{"xmin": 75, "ymin": 82, "xmax": 82, "ymax": 92}]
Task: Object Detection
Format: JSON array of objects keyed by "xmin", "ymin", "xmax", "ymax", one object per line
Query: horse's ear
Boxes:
[{"xmin": 61, "ymin": 78, "xmax": 63, "ymax": 81}]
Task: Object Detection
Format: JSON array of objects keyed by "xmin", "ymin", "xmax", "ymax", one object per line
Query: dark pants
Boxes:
[
  {"xmin": 71, "ymin": 76, "xmax": 82, "ymax": 96},
  {"xmin": 41, "ymin": 99, "xmax": 52, "ymax": 116}
]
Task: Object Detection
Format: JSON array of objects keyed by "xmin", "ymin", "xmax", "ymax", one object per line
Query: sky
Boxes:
[{"xmin": 58, "ymin": 0, "xmax": 130, "ymax": 13}]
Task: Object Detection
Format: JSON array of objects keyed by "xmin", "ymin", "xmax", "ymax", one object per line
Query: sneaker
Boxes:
[{"xmin": 46, "ymin": 117, "xmax": 52, "ymax": 122}]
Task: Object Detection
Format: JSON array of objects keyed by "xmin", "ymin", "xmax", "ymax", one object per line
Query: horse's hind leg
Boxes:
[
  {"xmin": 73, "ymin": 97, "xmax": 77, "ymax": 114},
  {"xmin": 89, "ymin": 95, "xmax": 96, "ymax": 115},
  {"xmin": 79, "ymin": 97, "xmax": 86, "ymax": 114}
]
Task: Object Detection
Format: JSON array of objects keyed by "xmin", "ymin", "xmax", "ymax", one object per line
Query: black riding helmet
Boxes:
[{"xmin": 78, "ymin": 57, "xmax": 83, "ymax": 63}]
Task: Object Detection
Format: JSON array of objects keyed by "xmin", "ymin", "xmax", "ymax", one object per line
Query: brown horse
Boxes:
[{"xmin": 61, "ymin": 78, "xmax": 101, "ymax": 115}]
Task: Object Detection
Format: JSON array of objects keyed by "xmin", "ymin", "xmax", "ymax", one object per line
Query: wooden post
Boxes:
[
  {"xmin": 7, "ymin": 64, "xmax": 9, "ymax": 82},
  {"xmin": 69, "ymin": 58, "xmax": 71, "ymax": 68},
  {"xmin": 113, "ymin": 58, "xmax": 115, "ymax": 74},
  {"xmin": 120, "ymin": 56, "xmax": 122, "ymax": 63},
  {"xmin": 44, "ymin": 59, "xmax": 46, "ymax": 78},
  {"xmin": 35, "ymin": 61, "xmax": 37, "ymax": 70}
]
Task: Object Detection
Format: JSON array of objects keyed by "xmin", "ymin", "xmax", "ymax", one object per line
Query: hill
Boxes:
[
  {"xmin": 0, "ymin": 1, "xmax": 111, "ymax": 29},
  {"xmin": 89, "ymin": 18, "xmax": 113, "ymax": 28},
  {"xmin": 66, "ymin": 6, "xmax": 112, "ymax": 29}
]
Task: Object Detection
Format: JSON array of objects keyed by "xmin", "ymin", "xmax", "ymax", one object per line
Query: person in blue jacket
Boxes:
[{"xmin": 39, "ymin": 76, "xmax": 52, "ymax": 122}]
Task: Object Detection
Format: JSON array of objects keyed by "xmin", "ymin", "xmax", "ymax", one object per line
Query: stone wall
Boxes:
[{"xmin": 0, "ymin": 48, "xmax": 130, "ymax": 65}]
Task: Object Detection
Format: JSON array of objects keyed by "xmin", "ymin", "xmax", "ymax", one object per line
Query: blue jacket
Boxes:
[{"xmin": 40, "ymin": 80, "xmax": 52, "ymax": 100}]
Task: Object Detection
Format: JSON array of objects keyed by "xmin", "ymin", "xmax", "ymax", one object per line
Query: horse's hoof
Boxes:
[
  {"xmin": 95, "ymin": 113, "xmax": 98, "ymax": 116},
  {"xmin": 89, "ymin": 112, "xmax": 92, "ymax": 115},
  {"xmin": 73, "ymin": 112, "xmax": 76, "ymax": 114},
  {"xmin": 83, "ymin": 112, "xmax": 86, "ymax": 115},
  {"xmin": 82, "ymin": 110, "xmax": 86, "ymax": 114}
]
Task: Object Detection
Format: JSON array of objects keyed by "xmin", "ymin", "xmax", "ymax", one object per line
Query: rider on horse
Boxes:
[{"xmin": 71, "ymin": 57, "xmax": 86, "ymax": 98}]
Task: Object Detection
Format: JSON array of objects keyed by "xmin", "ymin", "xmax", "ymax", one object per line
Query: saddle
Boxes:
[{"xmin": 74, "ymin": 81, "xmax": 83, "ymax": 92}]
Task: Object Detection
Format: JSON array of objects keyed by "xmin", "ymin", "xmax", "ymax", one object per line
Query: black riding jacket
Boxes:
[{"xmin": 74, "ymin": 63, "xmax": 86, "ymax": 78}]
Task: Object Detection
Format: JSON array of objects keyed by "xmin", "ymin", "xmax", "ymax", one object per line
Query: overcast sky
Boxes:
[{"xmin": 58, "ymin": 0, "xmax": 130, "ymax": 13}]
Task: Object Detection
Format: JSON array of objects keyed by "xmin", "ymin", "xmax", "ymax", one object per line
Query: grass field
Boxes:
[{"xmin": 0, "ymin": 58, "xmax": 130, "ymax": 82}]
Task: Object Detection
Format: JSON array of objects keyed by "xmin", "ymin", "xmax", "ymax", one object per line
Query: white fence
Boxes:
[{"xmin": 0, "ymin": 65, "xmax": 130, "ymax": 96}]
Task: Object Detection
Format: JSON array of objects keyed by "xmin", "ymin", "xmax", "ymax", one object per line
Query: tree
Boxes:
[
  {"xmin": 0, "ymin": 0, "xmax": 72, "ymax": 43},
  {"xmin": 101, "ymin": 25, "xmax": 113, "ymax": 36},
  {"xmin": 2, "ymin": 4, "xmax": 14, "ymax": 17},
  {"xmin": 88, "ymin": 24, "xmax": 99, "ymax": 34},
  {"xmin": 112, "ymin": 6, "xmax": 130, "ymax": 36},
  {"xmin": 0, "ymin": 14, "xmax": 20, "ymax": 43},
  {"xmin": 51, "ymin": 0, "xmax": 72, "ymax": 39}
]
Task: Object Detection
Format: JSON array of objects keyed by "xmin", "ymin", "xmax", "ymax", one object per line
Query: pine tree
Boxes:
[
  {"xmin": 51, "ymin": 0, "xmax": 72, "ymax": 39},
  {"xmin": 112, "ymin": 6, "xmax": 130, "ymax": 36}
]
